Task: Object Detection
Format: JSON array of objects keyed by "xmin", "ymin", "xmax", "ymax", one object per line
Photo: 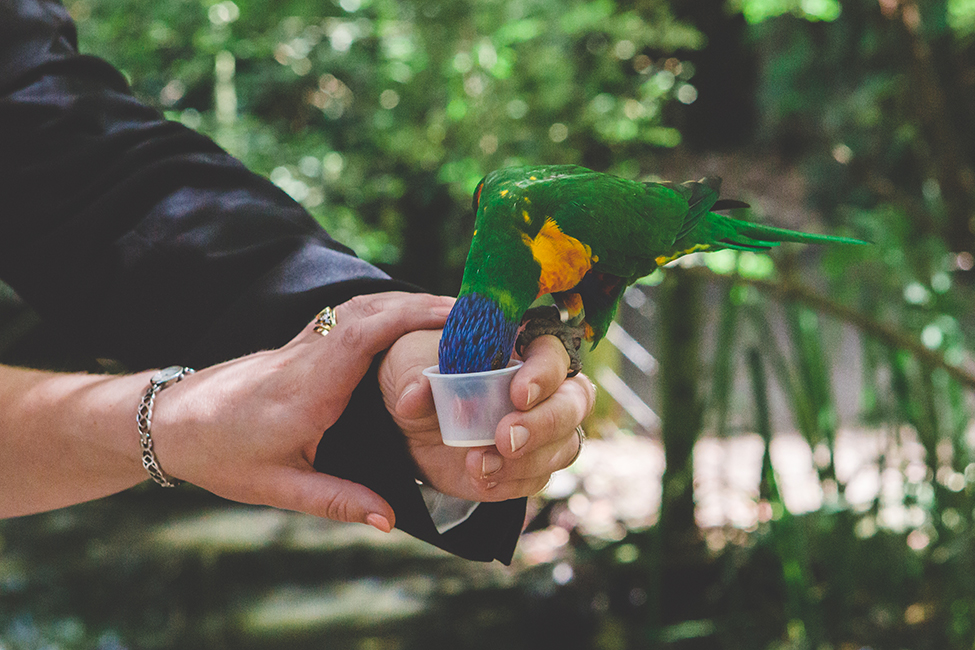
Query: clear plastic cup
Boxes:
[{"xmin": 422, "ymin": 361, "xmax": 523, "ymax": 447}]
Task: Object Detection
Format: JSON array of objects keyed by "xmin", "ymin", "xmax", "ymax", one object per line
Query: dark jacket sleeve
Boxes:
[{"xmin": 0, "ymin": 0, "xmax": 525, "ymax": 563}]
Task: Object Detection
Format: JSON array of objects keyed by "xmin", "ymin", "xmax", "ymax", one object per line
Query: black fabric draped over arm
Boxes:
[{"xmin": 0, "ymin": 0, "xmax": 525, "ymax": 563}]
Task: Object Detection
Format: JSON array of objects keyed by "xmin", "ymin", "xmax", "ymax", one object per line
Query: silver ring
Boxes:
[
  {"xmin": 313, "ymin": 306, "xmax": 337, "ymax": 336},
  {"xmin": 569, "ymin": 425, "xmax": 586, "ymax": 465}
]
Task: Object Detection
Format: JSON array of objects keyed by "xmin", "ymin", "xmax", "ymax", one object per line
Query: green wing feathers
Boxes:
[
  {"xmin": 656, "ymin": 177, "xmax": 722, "ymax": 241},
  {"xmin": 662, "ymin": 177, "xmax": 868, "ymax": 261}
]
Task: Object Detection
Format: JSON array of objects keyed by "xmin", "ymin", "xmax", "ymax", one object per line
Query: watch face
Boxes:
[{"xmin": 151, "ymin": 365, "xmax": 184, "ymax": 385}]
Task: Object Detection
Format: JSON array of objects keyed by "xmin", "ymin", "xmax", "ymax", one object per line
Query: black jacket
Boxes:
[{"xmin": 0, "ymin": 0, "xmax": 524, "ymax": 562}]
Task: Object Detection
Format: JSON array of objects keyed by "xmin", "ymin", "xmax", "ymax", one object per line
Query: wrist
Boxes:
[
  {"xmin": 137, "ymin": 366, "xmax": 194, "ymax": 487},
  {"xmin": 0, "ymin": 367, "xmax": 155, "ymax": 516},
  {"xmin": 66, "ymin": 371, "xmax": 155, "ymax": 487}
]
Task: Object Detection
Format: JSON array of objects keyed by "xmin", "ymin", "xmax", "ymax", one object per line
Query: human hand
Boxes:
[
  {"xmin": 378, "ymin": 330, "xmax": 596, "ymax": 502},
  {"xmin": 150, "ymin": 292, "xmax": 454, "ymax": 531}
]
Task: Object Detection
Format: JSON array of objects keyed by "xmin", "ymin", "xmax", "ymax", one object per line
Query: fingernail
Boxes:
[
  {"xmin": 526, "ymin": 382, "xmax": 540, "ymax": 409},
  {"xmin": 432, "ymin": 305, "xmax": 454, "ymax": 318},
  {"xmin": 395, "ymin": 382, "xmax": 420, "ymax": 413},
  {"xmin": 509, "ymin": 425, "xmax": 530, "ymax": 453},
  {"xmin": 365, "ymin": 513, "xmax": 392, "ymax": 533},
  {"xmin": 482, "ymin": 453, "xmax": 503, "ymax": 477}
]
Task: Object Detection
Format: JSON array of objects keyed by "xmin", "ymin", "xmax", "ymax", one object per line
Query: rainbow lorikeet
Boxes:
[{"xmin": 438, "ymin": 165, "xmax": 867, "ymax": 375}]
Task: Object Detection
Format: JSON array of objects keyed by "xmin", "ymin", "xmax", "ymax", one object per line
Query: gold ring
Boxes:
[
  {"xmin": 569, "ymin": 425, "xmax": 586, "ymax": 465},
  {"xmin": 313, "ymin": 306, "xmax": 337, "ymax": 336}
]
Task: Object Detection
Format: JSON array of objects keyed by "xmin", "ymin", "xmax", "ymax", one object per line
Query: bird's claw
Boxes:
[{"xmin": 516, "ymin": 305, "xmax": 585, "ymax": 377}]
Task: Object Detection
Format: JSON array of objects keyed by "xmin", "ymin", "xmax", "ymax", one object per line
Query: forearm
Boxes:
[
  {"xmin": 0, "ymin": 0, "xmax": 533, "ymax": 561},
  {"xmin": 0, "ymin": 365, "xmax": 153, "ymax": 517}
]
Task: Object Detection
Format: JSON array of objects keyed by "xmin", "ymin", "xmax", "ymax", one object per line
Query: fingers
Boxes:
[
  {"xmin": 497, "ymin": 372, "xmax": 595, "ymax": 457},
  {"xmin": 318, "ymin": 292, "xmax": 453, "ymax": 354},
  {"xmin": 510, "ymin": 335, "xmax": 571, "ymax": 410},
  {"xmin": 258, "ymin": 466, "xmax": 396, "ymax": 532},
  {"xmin": 272, "ymin": 293, "xmax": 450, "ymax": 526},
  {"xmin": 463, "ymin": 431, "xmax": 581, "ymax": 501},
  {"xmin": 333, "ymin": 292, "xmax": 454, "ymax": 354},
  {"xmin": 295, "ymin": 292, "xmax": 453, "ymax": 396},
  {"xmin": 369, "ymin": 308, "xmax": 594, "ymax": 505},
  {"xmin": 455, "ymin": 372, "xmax": 594, "ymax": 502}
]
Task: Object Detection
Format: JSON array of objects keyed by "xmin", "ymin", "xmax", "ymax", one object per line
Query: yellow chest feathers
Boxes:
[{"xmin": 521, "ymin": 218, "xmax": 593, "ymax": 297}]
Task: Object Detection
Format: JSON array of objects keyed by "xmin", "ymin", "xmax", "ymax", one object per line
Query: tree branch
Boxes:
[{"xmin": 685, "ymin": 267, "xmax": 975, "ymax": 392}]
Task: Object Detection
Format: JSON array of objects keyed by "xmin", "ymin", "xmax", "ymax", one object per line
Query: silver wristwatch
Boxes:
[{"xmin": 137, "ymin": 365, "xmax": 194, "ymax": 487}]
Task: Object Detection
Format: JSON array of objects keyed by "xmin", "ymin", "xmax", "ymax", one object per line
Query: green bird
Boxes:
[{"xmin": 438, "ymin": 164, "xmax": 867, "ymax": 375}]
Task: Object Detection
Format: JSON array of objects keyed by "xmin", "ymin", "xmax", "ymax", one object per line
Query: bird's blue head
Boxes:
[{"xmin": 439, "ymin": 293, "xmax": 520, "ymax": 374}]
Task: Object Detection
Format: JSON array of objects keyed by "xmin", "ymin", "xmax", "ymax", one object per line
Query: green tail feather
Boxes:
[
  {"xmin": 712, "ymin": 213, "xmax": 870, "ymax": 251},
  {"xmin": 705, "ymin": 213, "xmax": 869, "ymax": 250}
]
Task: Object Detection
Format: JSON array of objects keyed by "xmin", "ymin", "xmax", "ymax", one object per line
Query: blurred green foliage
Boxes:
[
  {"xmin": 69, "ymin": 0, "xmax": 703, "ymax": 288},
  {"xmin": 3, "ymin": 0, "xmax": 975, "ymax": 648}
]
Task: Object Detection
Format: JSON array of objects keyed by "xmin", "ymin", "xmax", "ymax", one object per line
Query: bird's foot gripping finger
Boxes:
[{"xmin": 516, "ymin": 306, "xmax": 585, "ymax": 377}]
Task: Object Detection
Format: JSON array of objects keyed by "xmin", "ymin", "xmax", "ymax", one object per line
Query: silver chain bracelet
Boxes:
[{"xmin": 137, "ymin": 365, "xmax": 194, "ymax": 487}]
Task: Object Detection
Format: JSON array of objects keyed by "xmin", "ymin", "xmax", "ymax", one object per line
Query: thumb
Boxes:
[
  {"xmin": 263, "ymin": 468, "xmax": 396, "ymax": 532},
  {"xmin": 379, "ymin": 329, "xmax": 442, "ymax": 420},
  {"xmin": 392, "ymin": 371, "xmax": 437, "ymax": 421}
]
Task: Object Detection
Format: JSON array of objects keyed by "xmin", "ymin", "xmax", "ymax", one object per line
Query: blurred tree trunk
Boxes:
[
  {"xmin": 897, "ymin": 0, "xmax": 975, "ymax": 252},
  {"xmin": 653, "ymin": 267, "xmax": 714, "ymax": 641},
  {"xmin": 658, "ymin": 268, "xmax": 703, "ymax": 544},
  {"xmin": 667, "ymin": 0, "xmax": 758, "ymax": 150},
  {"xmin": 396, "ymin": 173, "xmax": 453, "ymax": 294}
]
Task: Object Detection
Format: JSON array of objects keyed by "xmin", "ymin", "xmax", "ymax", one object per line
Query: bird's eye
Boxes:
[{"xmin": 472, "ymin": 178, "xmax": 486, "ymax": 213}]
